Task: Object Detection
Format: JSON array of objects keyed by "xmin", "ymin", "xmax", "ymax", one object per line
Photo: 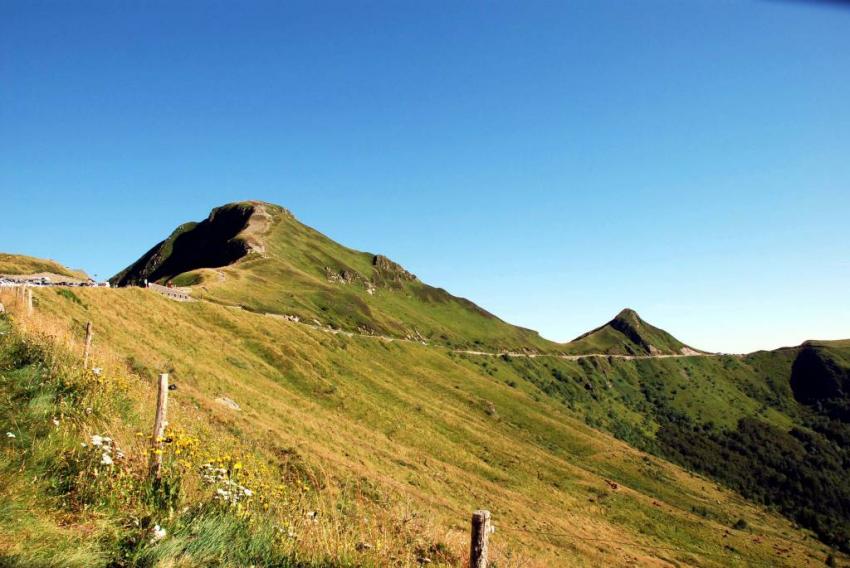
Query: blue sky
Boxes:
[{"xmin": 1, "ymin": 0, "xmax": 848, "ymax": 353}]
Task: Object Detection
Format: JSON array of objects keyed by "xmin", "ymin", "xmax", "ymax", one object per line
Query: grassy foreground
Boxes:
[{"xmin": 0, "ymin": 285, "xmax": 841, "ymax": 567}]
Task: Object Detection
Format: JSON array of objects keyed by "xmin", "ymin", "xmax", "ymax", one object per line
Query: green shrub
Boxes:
[{"xmin": 56, "ymin": 288, "xmax": 85, "ymax": 307}]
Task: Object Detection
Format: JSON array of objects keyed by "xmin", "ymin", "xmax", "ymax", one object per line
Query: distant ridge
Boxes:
[{"xmin": 0, "ymin": 252, "xmax": 89, "ymax": 282}]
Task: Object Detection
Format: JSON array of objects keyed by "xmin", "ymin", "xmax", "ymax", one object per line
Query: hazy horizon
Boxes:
[{"xmin": 2, "ymin": 1, "xmax": 848, "ymax": 353}]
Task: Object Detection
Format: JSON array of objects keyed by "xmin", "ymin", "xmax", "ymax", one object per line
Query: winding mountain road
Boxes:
[
  {"xmin": 146, "ymin": 285, "xmax": 724, "ymax": 361},
  {"xmin": 261, "ymin": 305, "xmax": 722, "ymax": 361}
]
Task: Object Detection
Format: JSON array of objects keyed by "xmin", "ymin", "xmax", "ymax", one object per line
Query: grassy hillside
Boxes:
[
  {"xmin": 109, "ymin": 202, "xmax": 721, "ymax": 358},
  {"xmin": 1, "ymin": 285, "xmax": 838, "ymax": 566},
  {"xmin": 110, "ymin": 202, "xmax": 553, "ymax": 353},
  {"xmin": 564, "ymin": 308, "xmax": 703, "ymax": 356},
  {"xmin": 0, "ymin": 252, "xmax": 89, "ymax": 281}
]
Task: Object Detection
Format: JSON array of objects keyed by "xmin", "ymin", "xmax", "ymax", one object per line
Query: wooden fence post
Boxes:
[
  {"xmin": 83, "ymin": 321, "xmax": 93, "ymax": 368},
  {"xmin": 470, "ymin": 509, "xmax": 491, "ymax": 568},
  {"xmin": 149, "ymin": 373, "xmax": 169, "ymax": 480},
  {"xmin": 25, "ymin": 287, "xmax": 33, "ymax": 315}
]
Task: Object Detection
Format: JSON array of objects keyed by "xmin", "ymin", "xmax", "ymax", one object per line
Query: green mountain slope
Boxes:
[
  {"xmin": 2, "ymin": 255, "xmax": 843, "ymax": 566},
  {"xmin": 564, "ymin": 308, "xmax": 704, "ymax": 356},
  {"xmin": 103, "ymin": 201, "xmax": 850, "ymax": 553},
  {"xmin": 5, "ymin": 205, "xmax": 850, "ymax": 565},
  {"xmin": 111, "ymin": 202, "xmax": 551, "ymax": 352}
]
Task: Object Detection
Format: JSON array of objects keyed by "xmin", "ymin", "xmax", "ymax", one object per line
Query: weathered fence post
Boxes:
[
  {"xmin": 83, "ymin": 321, "xmax": 93, "ymax": 368},
  {"xmin": 470, "ymin": 509, "xmax": 491, "ymax": 568},
  {"xmin": 25, "ymin": 287, "xmax": 33, "ymax": 315},
  {"xmin": 149, "ymin": 373, "xmax": 169, "ymax": 480}
]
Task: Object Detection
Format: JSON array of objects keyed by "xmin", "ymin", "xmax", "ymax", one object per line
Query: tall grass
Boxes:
[{"xmin": 0, "ymin": 294, "xmax": 458, "ymax": 567}]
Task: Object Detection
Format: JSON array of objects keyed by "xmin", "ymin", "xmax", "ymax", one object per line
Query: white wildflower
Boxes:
[
  {"xmin": 100, "ymin": 453, "xmax": 113, "ymax": 465},
  {"xmin": 52, "ymin": 418, "xmax": 60, "ymax": 427},
  {"xmin": 5, "ymin": 432, "xmax": 15, "ymax": 438},
  {"xmin": 151, "ymin": 524, "xmax": 167, "ymax": 542},
  {"xmin": 243, "ymin": 488, "xmax": 253, "ymax": 497},
  {"xmin": 91, "ymin": 434, "xmax": 104, "ymax": 446}
]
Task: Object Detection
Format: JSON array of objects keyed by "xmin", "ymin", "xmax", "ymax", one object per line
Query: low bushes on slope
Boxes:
[{"xmin": 657, "ymin": 413, "xmax": 850, "ymax": 552}]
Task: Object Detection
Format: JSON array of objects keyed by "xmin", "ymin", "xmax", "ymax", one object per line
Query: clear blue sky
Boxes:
[{"xmin": 2, "ymin": 1, "xmax": 848, "ymax": 353}]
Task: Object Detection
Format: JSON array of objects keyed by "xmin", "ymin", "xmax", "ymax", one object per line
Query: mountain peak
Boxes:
[
  {"xmin": 109, "ymin": 201, "xmax": 550, "ymax": 351},
  {"xmin": 566, "ymin": 308, "xmax": 702, "ymax": 356},
  {"xmin": 613, "ymin": 307, "xmax": 641, "ymax": 324}
]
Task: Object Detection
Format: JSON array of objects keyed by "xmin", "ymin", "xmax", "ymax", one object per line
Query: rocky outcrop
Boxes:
[
  {"xmin": 323, "ymin": 254, "xmax": 418, "ymax": 293},
  {"xmin": 372, "ymin": 255, "xmax": 416, "ymax": 283},
  {"xmin": 324, "ymin": 267, "xmax": 360, "ymax": 285}
]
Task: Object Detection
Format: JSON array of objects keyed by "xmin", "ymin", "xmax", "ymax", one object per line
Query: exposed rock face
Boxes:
[
  {"xmin": 324, "ymin": 267, "xmax": 360, "ymax": 284},
  {"xmin": 321, "ymin": 255, "xmax": 416, "ymax": 292},
  {"xmin": 372, "ymin": 255, "xmax": 416, "ymax": 284}
]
